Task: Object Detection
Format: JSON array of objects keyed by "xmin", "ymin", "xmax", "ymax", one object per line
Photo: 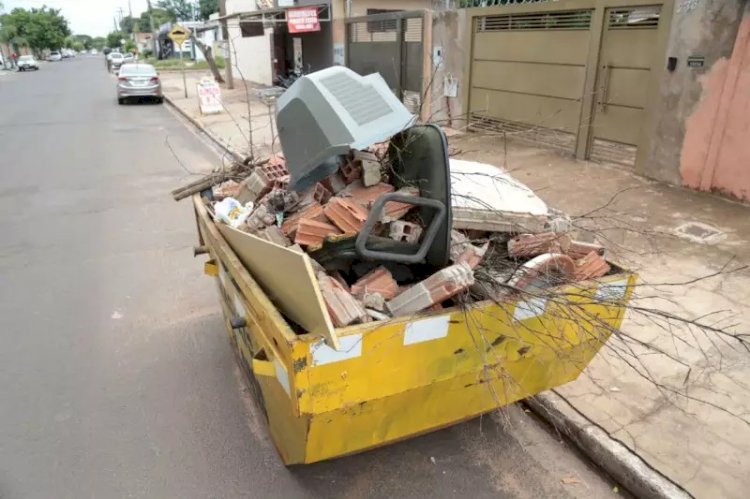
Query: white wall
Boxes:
[
  {"xmin": 226, "ymin": 0, "xmax": 258, "ymax": 14},
  {"xmin": 227, "ymin": 22, "xmax": 274, "ymax": 85}
]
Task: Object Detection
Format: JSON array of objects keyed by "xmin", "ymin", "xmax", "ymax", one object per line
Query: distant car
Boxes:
[
  {"xmin": 110, "ymin": 52, "xmax": 125, "ymax": 72},
  {"xmin": 17, "ymin": 55, "xmax": 39, "ymax": 71},
  {"xmin": 117, "ymin": 63, "xmax": 162, "ymax": 104},
  {"xmin": 90, "ymin": 49, "xmax": 98, "ymax": 55},
  {"xmin": 123, "ymin": 53, "xmax": 134, "ymax": 63},
  {"xmin": 48, "ymin": 51, "xmax": 62, "ymax": 61}
]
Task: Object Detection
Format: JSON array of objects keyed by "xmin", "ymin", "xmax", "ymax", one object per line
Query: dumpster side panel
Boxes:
[
  {"xmin": 303, "ymin": 337, "xmax": 607, "ymax": 463},
  {"xmin": 295, "ymin": 274, "xmax": 633, "ymax": 416}
]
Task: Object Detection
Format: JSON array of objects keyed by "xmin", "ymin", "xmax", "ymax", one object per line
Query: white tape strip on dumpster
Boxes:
[
  {"xmin": 403, "ymin": 315, "xmax": 450, "ymax": 345},
  {"xmin": 311, "ymin": 334, "xmax": 363, "ymax": 366},
  {"xmin": 513, "ymin": 297, "xmax": 548, "ymax": 322},
  {"xmin": 595, "ymin": 278, "xmax": 628, "ymax": 302},
  {"xmin": 274, "ymin": 359, "xmax": 291, "ymax": 396}
]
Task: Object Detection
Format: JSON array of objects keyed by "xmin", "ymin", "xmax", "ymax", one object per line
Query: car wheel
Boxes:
[
  {"xmin": 157, "ymin": 97, "xmax": 164, "ymax": 104},
  {"xmin": 118, "ymin": 98, "xmax": 125, "ymax": 105}
]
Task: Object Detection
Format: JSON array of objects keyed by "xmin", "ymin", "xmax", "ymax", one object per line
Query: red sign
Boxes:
[{"xmin": 287, "ymin": 7, "xmax": 320, "ymax": 33}]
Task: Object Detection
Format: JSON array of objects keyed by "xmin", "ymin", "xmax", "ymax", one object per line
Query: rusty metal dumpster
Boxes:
[{"xmin": 193, "ymin": 194, "xmax": 634, "ymax": 465}]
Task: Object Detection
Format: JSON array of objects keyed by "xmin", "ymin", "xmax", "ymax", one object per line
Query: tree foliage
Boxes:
[
  {"xmin": 106, "ymin": 31, "xmax": 126, "ymax": 49},
  {"xmin": 0, "ymin": 6, "xmax": 70, "ymax": 53},
  {"xmin": 197, "ymin": 0, "xmax": 219, "ymax": 21},
  {"xmin": 137, "ymin": 7, "xmax": 175, "ymax": 32},
  {"xmin": 119, "ymin": 15, "xmax": 137, "ymax": 35},
  {"xmin": 74, "ymin": 34, "xmax": 93, "ymax": 50},
  {"xmin": 92, "ymin": 37, "xmax": 106, "ymax": 51},
  {"xmin": 157, "ymin": 0, "xmax": 195, "ymax": 22}
]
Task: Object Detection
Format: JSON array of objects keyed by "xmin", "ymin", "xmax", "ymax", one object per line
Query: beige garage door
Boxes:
[{"xmin": 468, "ymin": 10, "xmax": 594, "ymax": 153}]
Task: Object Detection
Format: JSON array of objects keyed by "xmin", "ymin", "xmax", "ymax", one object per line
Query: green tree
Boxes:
[
  {"xmin": 106, "ymin": 31, "xmax": 125, "ymax": 49},
  {"xmin": 120, "ymin": 15, "xmax": 139, "ymax": 34},
  {"xmin": 157, "ymin": 0, "xmax": 195, "ymax": 22},
  {"xmin": 91, "ymin": 36, "xmax": 106, "ymax": 50},
  {"xmin": 0, "ymin": 7, "xmax": 70, "ymax": 55},
  {"xmin": 197, "ymin": 0, "xmax": 218, "ymax": 21},
  {"xmin": 137, "ymin": 7, "xmax": 174, "ymax": 32},
  {"xmin": 74, "ymin": 34, "xmax": 93, "ymax": 49}
]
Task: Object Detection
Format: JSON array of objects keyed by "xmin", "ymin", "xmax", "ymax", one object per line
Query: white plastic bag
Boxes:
[{"xmin": 214, "ymin": 197, "xmax": 254, "ymax": 228}]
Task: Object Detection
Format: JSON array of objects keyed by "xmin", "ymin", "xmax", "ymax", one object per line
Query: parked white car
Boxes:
[
  {"xmin": 48, "ymin": 51, "xmax": 62, "ymax": 61},
  {"xmin": 17, "ymin": 55, "xmax": 39, "ymax": 71}
]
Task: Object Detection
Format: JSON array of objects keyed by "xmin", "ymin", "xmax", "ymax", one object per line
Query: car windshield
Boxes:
[
  {"xmin": 111, "ymin": 53, "xmax": 123, "ymax": 59},
  {"xmin": 119, "ymin": 64, "xmax": 157, "ymax": 77},
  {"xmin": 19, "ymin": 56, "xmax": 33, "ymax": 62},
  {"xmin": 51, "ymin": 52, "xmax": 60, "ymax": 55}
]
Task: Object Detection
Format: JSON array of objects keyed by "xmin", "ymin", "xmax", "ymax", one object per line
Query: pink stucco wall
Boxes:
[{"xmin": 680, "ymin": 13, "xmax": 750, "ymax": 202}]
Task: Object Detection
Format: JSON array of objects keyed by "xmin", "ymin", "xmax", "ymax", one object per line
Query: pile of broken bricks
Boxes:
[{"xmin": 209, "ymin": 147, "xmax": 613, "ymax": 329}]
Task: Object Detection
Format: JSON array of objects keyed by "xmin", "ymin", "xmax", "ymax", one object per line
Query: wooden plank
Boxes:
[
  {"xmin": 193, "ymin": 194, "xmax": 302, "ymax": 354},
  {"xmin": 216, "ymin": 223, "xmax": 339, "ymax": 350}
]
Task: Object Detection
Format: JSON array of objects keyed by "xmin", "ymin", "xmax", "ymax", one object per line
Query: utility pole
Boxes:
[
  {"xmin": 219, "ymin": 0, "xmax": 234, "ymax": 89},
  {"xmin": 147, "ymin": 0, "xmax": 158, "ymax": 58}
]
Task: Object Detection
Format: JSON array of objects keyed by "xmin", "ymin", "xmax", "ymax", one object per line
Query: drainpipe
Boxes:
[{"xmin": 346, "ymin": 0, "xmax": 352, "ymax": 17}]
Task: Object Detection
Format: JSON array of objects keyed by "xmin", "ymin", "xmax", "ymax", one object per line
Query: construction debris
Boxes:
[
  {"xmin": 351, "ymin": 266, "xmax": 399, "ymax": 300},
  {"xmin": 324, "ymin": 198, "xmax": 369, "ymax": 234},
  {"xmin": 204, "ymin": 124, "xmax": 616, "ymax": 335},
  {"xmin": 508, "ymin": 232, "xmax": 572, "ymax": 258},
  {"xmin": 318, "ymin": 272, "xmax": 370, "ymax": 327},
  {"xmin": 573, "ymin": 251, "xmax": 611, "ymax": 281},
  {"xmin": 387, "ymin": 262, "xmax": 475, "ymax": 316},
  {"xmin": 295, "ymin": 219, "xmax": 342, "ymax": 247},
  {"xmin": 389, "ymin": 221, "xmax": 423, "ymax": 244}
]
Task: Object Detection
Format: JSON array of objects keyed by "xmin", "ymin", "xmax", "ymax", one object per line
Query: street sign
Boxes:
[
  {"xmin": 168, "ymin": 24, "xmax": 192, "ymax": 99},
  {"xmin": 197, "ymin": 77, "xmax": 222, "ymax": 115},
  {"xmin": 168, "ymin": 24, "xmax": 191, "ymax": 47}
]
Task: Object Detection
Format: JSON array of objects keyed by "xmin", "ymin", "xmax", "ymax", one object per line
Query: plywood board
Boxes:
[{"xmin": 217, "ymin": 224, "xmax": 339, "ymax": 349}]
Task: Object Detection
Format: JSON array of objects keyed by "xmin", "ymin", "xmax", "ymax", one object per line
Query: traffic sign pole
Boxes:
[
  {"xmin": 167, "ymin": 24, "xmax": 192, "ymax": 99},
  {"xmin": 179, "ymin": 43, "xmax": 187, "ymax": 98}
]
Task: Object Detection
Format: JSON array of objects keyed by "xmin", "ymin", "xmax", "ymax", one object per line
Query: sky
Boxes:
[{"xmin": 2, "ymin": 0, "xmax": 149, "ymax": 37}]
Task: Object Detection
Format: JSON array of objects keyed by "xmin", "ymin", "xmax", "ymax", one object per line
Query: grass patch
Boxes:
[{"xmin": 143, "ymin": 55, "xmax": 225, "ymax": 71}]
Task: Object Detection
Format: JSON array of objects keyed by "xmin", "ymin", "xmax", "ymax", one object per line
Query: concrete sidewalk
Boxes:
[
  {"xmin": 164, "ymin": 78, "xmax": 750, "ymax": 498},
  {"xmin": 160, "ymin": 71, "xmax": 279, "ymax": 162},
  {"xmin": 452, "ymin": 133, "xmax": 750, "ymax": 499}
]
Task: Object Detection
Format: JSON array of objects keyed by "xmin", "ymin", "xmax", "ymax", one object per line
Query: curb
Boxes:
[
  {"xmin": 526, "ymin": 391, "xmax": 692, "ymax": 499},
  {"xmin": 163, "ymin": 94, "xmax": 245, "ymax": 164}
]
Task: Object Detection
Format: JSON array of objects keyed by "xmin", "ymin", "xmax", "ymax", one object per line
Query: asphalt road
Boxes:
[{"xmin": 0, "ymin": 58, "xmax": 619, "ymax": 499}]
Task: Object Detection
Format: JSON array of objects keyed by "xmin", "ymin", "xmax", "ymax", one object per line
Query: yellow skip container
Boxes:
[{"xmin": 194, "ymin": 195, "xmax": 634, "ymax": 465}]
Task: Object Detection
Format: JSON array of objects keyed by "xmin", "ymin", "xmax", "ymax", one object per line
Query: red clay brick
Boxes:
[
  {"xmin": 508, "ymin": 232, "xmax": 571, "ymax": 258},
  {"xmin": 294, "ymin": 219, "xmax": 342, "ymax": 247},
  {"xmin": 318, "ymin": 273, "xmax": 370, "ymax": 327},
  {"xmin": 508, "ymin": 254, "xmax": 576, "ymax": 290},
  {"xmin": 351, "ymin": 266, "xmax": 399, "ymax": 300},
  {"xmin": 340, "ymin": 181, "xmax": 395, "ymax": 207},
  {"xmin": 340, "ymin": 158, "xmax": 362, "ymax": 184},
  {"xmin": 387, "ymin": 262, "xmax": 474, "ymax": 316},
  {"xmin": 567, "ymin": 240, "xmax": 605, "ymax": 260},
  {"xmin": 455, "ymin": 240, "xmax": 490, "ymax": 269},
  {"xmin": 324, "ymin": 197, "xmax": 369, "ymax": 234},
  {"xmin": 300, "ymin": 182, "xmax": 332, "ymax": 206},
  {"xmin": 573, "ymin": 251, "xmax": 611, "ymax": 281},
  {"xmin": 281, "ymin": 203, "xmax": 326, "ymax": 237},
  {"xmin": 382, "ymin": 186, "xmax": 420, "ymax": 222},
  {"xmin": 241, "ymin": 161, "xmax": 290, "ymax": 203}
]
